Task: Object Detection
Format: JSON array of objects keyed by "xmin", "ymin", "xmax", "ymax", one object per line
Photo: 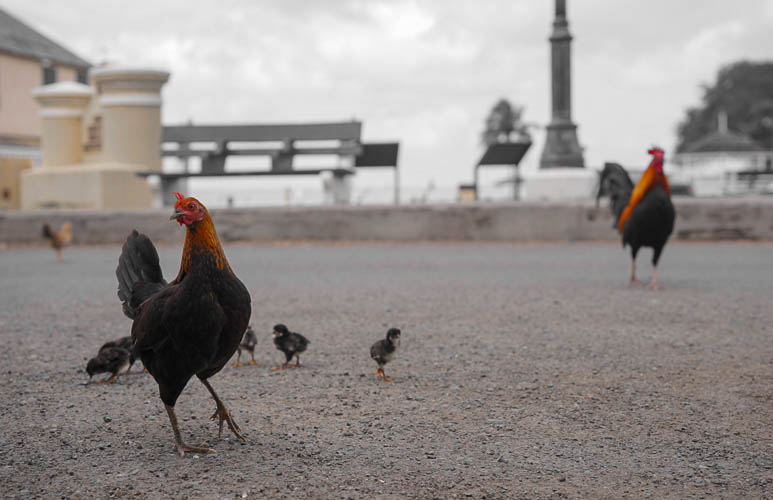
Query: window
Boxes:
[
  {"xmin": 42, "ymin": 60, "xmax": 56, "ymax": 85},
  {"xmin": 76, "ymin": 69, "xmax": 88, "ymax": 84}
]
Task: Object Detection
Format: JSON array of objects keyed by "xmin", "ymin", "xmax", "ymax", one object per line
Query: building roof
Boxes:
[
  {"xmin": 683, "ymin": 130, "xmax": 764, "ymax": 154},
  {"xmin": 0, "ymin": 7, "xmax": 90, "ymax": 68}
]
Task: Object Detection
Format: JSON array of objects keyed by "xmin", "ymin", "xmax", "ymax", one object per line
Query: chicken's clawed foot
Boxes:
[
  {"xmin": 175, "ymin": 442, "xmax": 216, "ymax": 458},
  {"xmin": 246, "ymin": 360, "xmax": 259, "ymax": 366},
  {"xmin": 233, "ymin": 361, "xmax": 243, "ymax": 367},
  {"xmin": 210, "ymin": 403, "xmax": 245, "ymax": 442},
  {"xmin": 376, "ymin": 368, "xmax": 393, "ymax": 383}
]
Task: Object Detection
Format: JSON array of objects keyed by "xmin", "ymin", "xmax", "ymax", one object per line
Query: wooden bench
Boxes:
[{"xmin": 138, "ymin": 121, "xmax": 400, "ymax": 204}]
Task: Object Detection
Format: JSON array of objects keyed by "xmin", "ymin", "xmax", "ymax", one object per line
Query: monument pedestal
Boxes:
[
  {"xmin": 520, "ymin": 167, "xmax": 597, "ymax": 201},
  {"xmin": 21, "ymin": 163, "xmax": 153, "ymax": 210}
]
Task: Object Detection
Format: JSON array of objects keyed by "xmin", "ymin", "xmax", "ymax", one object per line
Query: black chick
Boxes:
[
  {"xmin": 99, "ymin": 336, "xmax": 140, "ymax": 373},
  {"xmin": 370, "ymin": 328, "xmax": 401, "ymax": 382},
  {"xmin": 272, "ymin": 324, "xmax": 309, "ymax": 370},
  {"xmin": 86, "ymin": 346, "xmax": 132, "ymax": 384},
  {"xmin": 234, "ymin": 326, "xmax": 258, "ymax": 367}
]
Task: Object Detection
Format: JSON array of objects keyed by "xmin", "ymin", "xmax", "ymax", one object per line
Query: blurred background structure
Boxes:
[
  {"xmin": 0, "ymin": 1, "xmax": 772, "ymax": 210},
  {"xmin": 0, "ymin": 7, "xmax": 89, "ymax": 209}
]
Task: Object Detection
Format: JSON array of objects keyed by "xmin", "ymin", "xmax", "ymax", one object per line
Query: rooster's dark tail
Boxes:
[
  {"xmin": 596, "ymin": 162, "xmax": 634, "ymax": 228},
  {"xmin": 42, "ymin": 223, "xmax": 54, "ymax": 240},
  {"xmin": 116, "ymin": 230, "xmax": 167, "ymax": 319}
]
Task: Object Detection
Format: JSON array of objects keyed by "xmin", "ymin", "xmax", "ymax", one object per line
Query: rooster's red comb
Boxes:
[
  {"xmin": 648, "ymin": 146, "xmax": 664, "ymax": 156},
  {"xmin": 173, "ymin": 192, "xmax": 186, "ymax": 208}
]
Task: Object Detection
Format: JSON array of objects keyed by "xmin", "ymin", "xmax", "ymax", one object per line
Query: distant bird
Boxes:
[
  {"xmin": 233, "ymin": 326, "xmax": 258, "ymax": 367},
  {"xmin": 272, "ymin": 324, "xmax": 309, "ymax": 370},
  {"xmin": 86, "ymin": 346, "xmax": 132, "ymax": 384},
  {"xmin": 42, "ymin": 221, "xmax": 72, "ymax": 263},
  {"xmin": 370, "ymin": 328, "xmax": 401, "ymax": 382},
  {"xmin": 99, "ymin": 336, "xmax": 141, "ymax": 373},
  {"xmin": 116, "ymin": 192, "xmax": 251, "ymax": 457},
  {"xmin": 597, "ymin": 147, "xmax": 675, "ymax": 288}
]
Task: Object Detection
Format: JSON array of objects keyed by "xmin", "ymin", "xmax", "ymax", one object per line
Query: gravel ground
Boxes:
[{"xmin": 1, "ymin": 241, "xmax": 772, "ymax": 499}]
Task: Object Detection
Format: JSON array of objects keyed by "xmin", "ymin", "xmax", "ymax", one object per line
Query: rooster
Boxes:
[
  {"xmin": 116, "ymin": 192, "xmax": 251, "ymax": 457},
  {"xmin": 42, "ymin": 222, "xmax": 72, "ymax": 263},
  {"xmin": 597, "ymin": 147, "xmax": 675, "ymax": 288}
]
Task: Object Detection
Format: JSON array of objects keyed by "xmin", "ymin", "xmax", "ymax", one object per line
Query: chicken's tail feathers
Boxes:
[
  {"xmin": 597, "ymin": 162, "xmax": 634, "ymax": 225},
  {"xmin": 42, "ymin": 223, "xmax": 53, "ymax": 239},
  {"xmin": 116, "ymin": 230, "xmax": 167, "ymax": 319}
]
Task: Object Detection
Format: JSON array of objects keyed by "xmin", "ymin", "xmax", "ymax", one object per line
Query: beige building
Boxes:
[
  {"xmin": 21, "ymin": 67, "xmax": 170, "ymax": 210},
  {"xmin": 0, "ymin": 7, "xmax": 90, "ymax": 209}
]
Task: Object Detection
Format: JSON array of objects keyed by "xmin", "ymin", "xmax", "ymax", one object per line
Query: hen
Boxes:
[
  {"xmin": 271, "ymin": 324, "xmax": 309, "ymax": 370},
  {"xmin": 42, "ymin": 222, "xmax": 72, "ymax": 263},
  {"xmin": 597, "ymin": 147, "xmax": 675, "ymax": 288},
  {"xmin": 116, "ymin": 192, "xmax": 251, "ymax": 457}
]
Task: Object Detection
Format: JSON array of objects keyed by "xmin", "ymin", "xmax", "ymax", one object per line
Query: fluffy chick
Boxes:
[
  {"xmin": 99, "ymin": 336, "xmax": 140, "ymax": 373},
  {"xmin": 370, "ymin": 328, "xmax": 401, "ymax": 382},
  {"xmin": 234, "ymin": 326, "xmax": 258, "ymax": 367},
  {"xmin": 272, "ymin": 324, "xmax": 309, "ymax": 370},
  {"xmin": 86, "ymin": 346, "xmax": 132, "ymax": 384}
]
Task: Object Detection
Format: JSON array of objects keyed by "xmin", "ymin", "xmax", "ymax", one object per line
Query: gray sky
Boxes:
[{"xmin": 6, "ymin": 0, "xmax": 773, "ymax": 191}]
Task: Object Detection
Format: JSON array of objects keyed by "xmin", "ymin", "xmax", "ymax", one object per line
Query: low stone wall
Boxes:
[{"xmin": 2, "ymin": 197, "xmax": 773, "ymax": 246}]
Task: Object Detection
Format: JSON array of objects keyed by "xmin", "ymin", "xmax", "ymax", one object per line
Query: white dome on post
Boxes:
[
  {"xmin": 89, "ymin": 66, "xmax": 170, "ymax": 171},
  {"xmin": 31, "ymin": 81, "xmax": 93, "ymax": 167}
]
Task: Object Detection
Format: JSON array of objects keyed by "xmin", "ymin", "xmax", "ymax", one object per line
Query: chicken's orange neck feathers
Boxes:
[
  {"xmin": 617, "ymin": 157, "xmax": 670, "ymax": 233},
  {"xmin": 176, "ymin": 211, "xmax": 231, "ymax": 280}
]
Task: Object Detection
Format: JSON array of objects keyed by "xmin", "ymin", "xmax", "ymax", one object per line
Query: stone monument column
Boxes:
[
  {"xmin": 540, "ymin": 0, "xmax": 584, "ymax": 169},
  {"xmin": 31, "ymin": 82, "xmax": 93, "ymax": 166},
  {"xmin": 90, "ymin": 67, "xmax": 170, "ymax": 171}
]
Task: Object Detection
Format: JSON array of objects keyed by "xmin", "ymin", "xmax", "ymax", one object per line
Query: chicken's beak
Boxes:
[{"xmin": 170, "ymin": 210, "xmax": 184, "ymax": 221}]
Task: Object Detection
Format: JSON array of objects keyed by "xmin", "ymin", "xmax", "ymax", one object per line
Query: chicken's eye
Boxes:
[{"xmin": 188, "ymin": 203, "xmax": 195, "ymax": 210}]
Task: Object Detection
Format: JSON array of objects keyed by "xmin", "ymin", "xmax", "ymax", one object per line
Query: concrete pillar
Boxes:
[
  {"xmin": 31, "ymin": 82, "xmax": 93, "ymax": 167},
  {"xmin": 90, "ymin": 67, "xmax": 170, "ymax": 171}
]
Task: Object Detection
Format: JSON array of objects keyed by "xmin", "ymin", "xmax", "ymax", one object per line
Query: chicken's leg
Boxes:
[
  {"xmin": 648, "ymin": 265, "xmax": 661, "ymax": 290},
  {"xmin": 164, "ymin": 404, "xmax": 216, "ymax": 458},
  {"xmin": 246, "ymin": 352, "xmax": 258, "ymax": 366},
  {"xmin": 376, "ymin": 367, "xmax": 393, "ymax": 383},
  {"xmin": 56, "ymin": 248, "xmax": 63, "ymax": 263},
  {"xmin": 290, "ymin": 355, "xmax": 302, "ymax": 368},
  {"xmin": 199, "ymin": 379, "xmax": 245, "ymax": 442},
  {"xmin": 233, "ymin": 350, "xmax": 243, "ymax": 367},
  {"xmin": 629, "ymin": 259, "xmax": 644, "ymax": 286}
]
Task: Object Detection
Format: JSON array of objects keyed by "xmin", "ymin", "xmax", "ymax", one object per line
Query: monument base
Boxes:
[
  {"xmin": 520, "ymin": 168, "xmax": 597, "ymax": 201},
  {"xmin": 21, "ymin": 163, "xmax": 154, "ymax": 210}
]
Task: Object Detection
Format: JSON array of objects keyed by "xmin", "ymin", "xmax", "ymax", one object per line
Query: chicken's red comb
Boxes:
[
  {"xmin": 648, "ymin": 146, "xmax": 664, "ymax": 155},
  {"xmin": 173, "ymin": 192, "xmax": 186, "ymax": 208}
]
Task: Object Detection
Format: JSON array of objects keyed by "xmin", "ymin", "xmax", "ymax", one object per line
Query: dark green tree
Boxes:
[
  {"xmin": 676, "ymin": 61, "xmax": 773, "ymax": 151},
  {"xmin": 481, "ymin": 98, "xmax": 531, "ymax": 145}
]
